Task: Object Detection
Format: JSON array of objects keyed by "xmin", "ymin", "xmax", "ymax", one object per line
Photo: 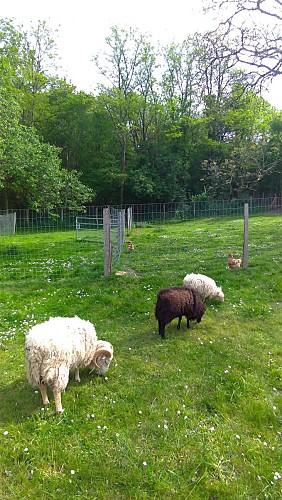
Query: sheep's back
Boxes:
[
  {"xmin": 25, "ymin": 316, "xmax": 98, "ymax": 386},
  {"xmin": 183, "ymin": 273, "xmax": 217, "ymax": 299},
  {"xmin": 155, "ymin": 286, "xmax": 201, "ymax": 323}
]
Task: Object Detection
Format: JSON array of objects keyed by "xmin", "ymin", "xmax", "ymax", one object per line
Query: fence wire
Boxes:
[{"xmin": 0, "ymin": 198, "xmax": 280, "ymax": 283}]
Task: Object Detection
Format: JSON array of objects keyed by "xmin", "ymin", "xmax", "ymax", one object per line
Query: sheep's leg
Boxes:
[
  {"xmin": 159, "ymin": 321, "xmax": 165, "ymax": 339},
  {"xmin": 177, "ymin": 316, "xmax": 182, "ymax": 330},
  {"xmin": 40, "ymin": 384, "xmax": 50, "ymax": 405},
  {"xmin": 75, "ymin": 368, "xmax": 80, "ymax": 382},
  {"xmin": 186, "ymin": 317, "xmax": 190, "ymax": 329},
  {"xmin": 53, "ymin": 389, "xmax": 64, "ymax": 413}
]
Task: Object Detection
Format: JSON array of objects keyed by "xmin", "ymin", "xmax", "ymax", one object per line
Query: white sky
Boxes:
[{"xmin": 1, "ymin": 0, "xmax": 282, "ymax": 109}]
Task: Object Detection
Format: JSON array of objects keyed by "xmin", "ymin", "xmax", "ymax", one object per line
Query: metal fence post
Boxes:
[
  {"xmin": 243, "ymin": 203, "xmax": 249, "ymax": 269},
  {"xmin": 103, "ymin": 207, "xmax": 111, "ymax": 277}
]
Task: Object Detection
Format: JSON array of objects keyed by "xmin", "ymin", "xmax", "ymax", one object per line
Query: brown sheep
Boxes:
[{"xmin": 155, "ymin": 286, "xmax": 206, "ymax": 339}]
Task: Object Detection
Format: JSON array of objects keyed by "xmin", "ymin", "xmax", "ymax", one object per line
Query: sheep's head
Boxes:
[
  {"xmin": 91, "ymin": 341, "xmax": 114, "ymax": 375},
  {"xmin": 215, "ymin": 287, "xmax": 224, "ymax": 302}
]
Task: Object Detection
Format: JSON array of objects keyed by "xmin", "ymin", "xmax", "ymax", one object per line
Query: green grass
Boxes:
[{"xmin": 0, "ymin": 215, "xmax": 281, "ymax": 499}]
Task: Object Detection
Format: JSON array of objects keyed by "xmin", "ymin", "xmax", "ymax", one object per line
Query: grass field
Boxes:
[{"xmin": 0, "ymin": 215, "xmax": 281, "ymax": 499}]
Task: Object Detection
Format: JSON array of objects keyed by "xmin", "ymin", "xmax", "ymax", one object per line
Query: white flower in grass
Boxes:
[
  {"xmin": 235, "ymin": 434, "xmax": 240, "ymax": 440},
  {"xmin": 23, "ymin": 447, "xmax": 29, "ymax": 452},
  {"xmin": 274, "ymin": 472, "xmax": 281, "ymax": 480},
  {"xmin": 3, "ymin": 431, "xmax": 8, "ymax": 436},
  {"xmin": 138, "ymin": 410, "xmax": 142, "ymax": 414},
  {"xmin": 210, "ymin": 427, "xmax": 215, "ymax": 432},
  {"xmin": 70, "ymin": 470, "xmax": 75, "ymax": 475},
  {"xmin": 164, "ymin": 424, "xmax": 168, "ymax": 430},
  {"xmin": 224, "ymin": 370, "xmax": 229, "ymax": 374},
  {"xmin": 177, "ymin": 410, "xmax": 181, "ymax": 415},
  {"xmin": 142, "ymin": 461, "xmax": 147, "ymax": 466},
  {"xmin": 273, "ymin": 406, "xmax": 277, "ymax": 410}
]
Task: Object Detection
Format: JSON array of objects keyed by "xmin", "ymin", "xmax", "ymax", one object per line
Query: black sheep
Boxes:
[{"xmin": 155, "ymin": 286, "xmax": 205, "ymax": 339}]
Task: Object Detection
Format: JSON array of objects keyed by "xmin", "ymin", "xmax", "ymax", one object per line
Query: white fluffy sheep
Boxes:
[
  {"xmin": 25, "ymin": 316, "xmax": 113, "ymax": 413},
  {"xmin": 183, "ymin": 273, "xmax": 224, "ymax": 302}
]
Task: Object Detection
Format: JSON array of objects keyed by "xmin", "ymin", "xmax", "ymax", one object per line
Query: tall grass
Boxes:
[{"xmin": 0, "ymin": 215, "xmax": 281, "ymax": 499}]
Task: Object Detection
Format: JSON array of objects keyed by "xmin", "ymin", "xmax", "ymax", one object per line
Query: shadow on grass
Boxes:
[
  {"xmin": 0, "ymin": 370, "xmax": 102, "ymax": 424},
  {"xmin": 0, "ymin": 377, "xmax": 39, "ymax": 423},
  {"xmin": 124, "ymin": 320, "xmax": 204, "ymax": 348}
]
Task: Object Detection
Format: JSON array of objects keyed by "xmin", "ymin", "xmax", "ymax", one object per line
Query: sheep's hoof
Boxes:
[{"xmin": 56, "ymin": 408, "xmax": 65, "ymax": 414}]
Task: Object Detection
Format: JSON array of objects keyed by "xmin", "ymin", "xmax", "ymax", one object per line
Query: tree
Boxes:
[
  {"xmin": 93, "ymin": 26, "xmax": 159, "ymax": 204},
  {"xmin": 201, "ymin": 89, "xmax": 278, "ymax": 197},
  {"xmin": 0, "ymin": 19, "xmax": 94, "ymax": 210},
  {"xmin": 20, "ymin": 20, "xmax": 59, "ymax": 127},
  {"xmin": 0, "ymin": 117, "xmax": 93, "ymax": 210},
  {"xmin": 204, "ymin": 0, "xmax": 282, "ymax": 86}
]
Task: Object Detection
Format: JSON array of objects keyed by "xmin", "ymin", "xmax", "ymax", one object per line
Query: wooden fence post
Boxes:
[
  {"xmin": 242, "ymin": 203, "xmax": 249, "ymax": 269},
  {"xmin": 103, "ymin": 207, "xmax": 111, "ymax": 277}
]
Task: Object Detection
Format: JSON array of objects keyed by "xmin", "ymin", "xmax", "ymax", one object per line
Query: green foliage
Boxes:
[
  {"xmin": 0, "ymin": 20, "xmax": 94, "ymax": 211},
  {"xmin": 0, "ymin": 215, "xmax": 281, "ymax": 498},
  {"xmin": 1, "ymin": 19, "xmax": 282, "ymax": 207}
]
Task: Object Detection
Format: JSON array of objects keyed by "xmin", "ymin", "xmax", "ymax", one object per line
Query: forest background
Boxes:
[{"xmin": 1, "ymin": 0, "xmax": 282, "ymax": 211}]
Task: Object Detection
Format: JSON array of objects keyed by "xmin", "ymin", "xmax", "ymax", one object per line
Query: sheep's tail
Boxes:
[{"xmin": 26, "ymin": 352, "xmax": 69, "ymax": 391}]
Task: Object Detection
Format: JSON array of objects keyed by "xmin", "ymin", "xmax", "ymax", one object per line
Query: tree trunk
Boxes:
[{"xmin": 120, "ymin": 139, "xmax": 126, "ymax": 205}]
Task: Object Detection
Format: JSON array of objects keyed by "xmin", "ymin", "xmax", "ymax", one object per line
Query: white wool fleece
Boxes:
[
  {"xmin": 183, "ymin": 273, "xmax": 224, "ymax": 302},
  {"xmin": 25, "ymin": 316, "xmax": 98, "ymax": 392}
]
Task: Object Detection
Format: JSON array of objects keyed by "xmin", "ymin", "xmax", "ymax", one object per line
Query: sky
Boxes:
[{"xmin": 1, "ymin": 0, "xmax": 282, "ymax": 109}]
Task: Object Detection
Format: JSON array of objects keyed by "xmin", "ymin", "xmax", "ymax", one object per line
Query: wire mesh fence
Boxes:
[
  {"xmin": 130, "ymin": 197, "xmax": 282, "ymax": 224},
  {"xmin": 0, "ymin": 197, "xmax": 281, "ymax": 284}
]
